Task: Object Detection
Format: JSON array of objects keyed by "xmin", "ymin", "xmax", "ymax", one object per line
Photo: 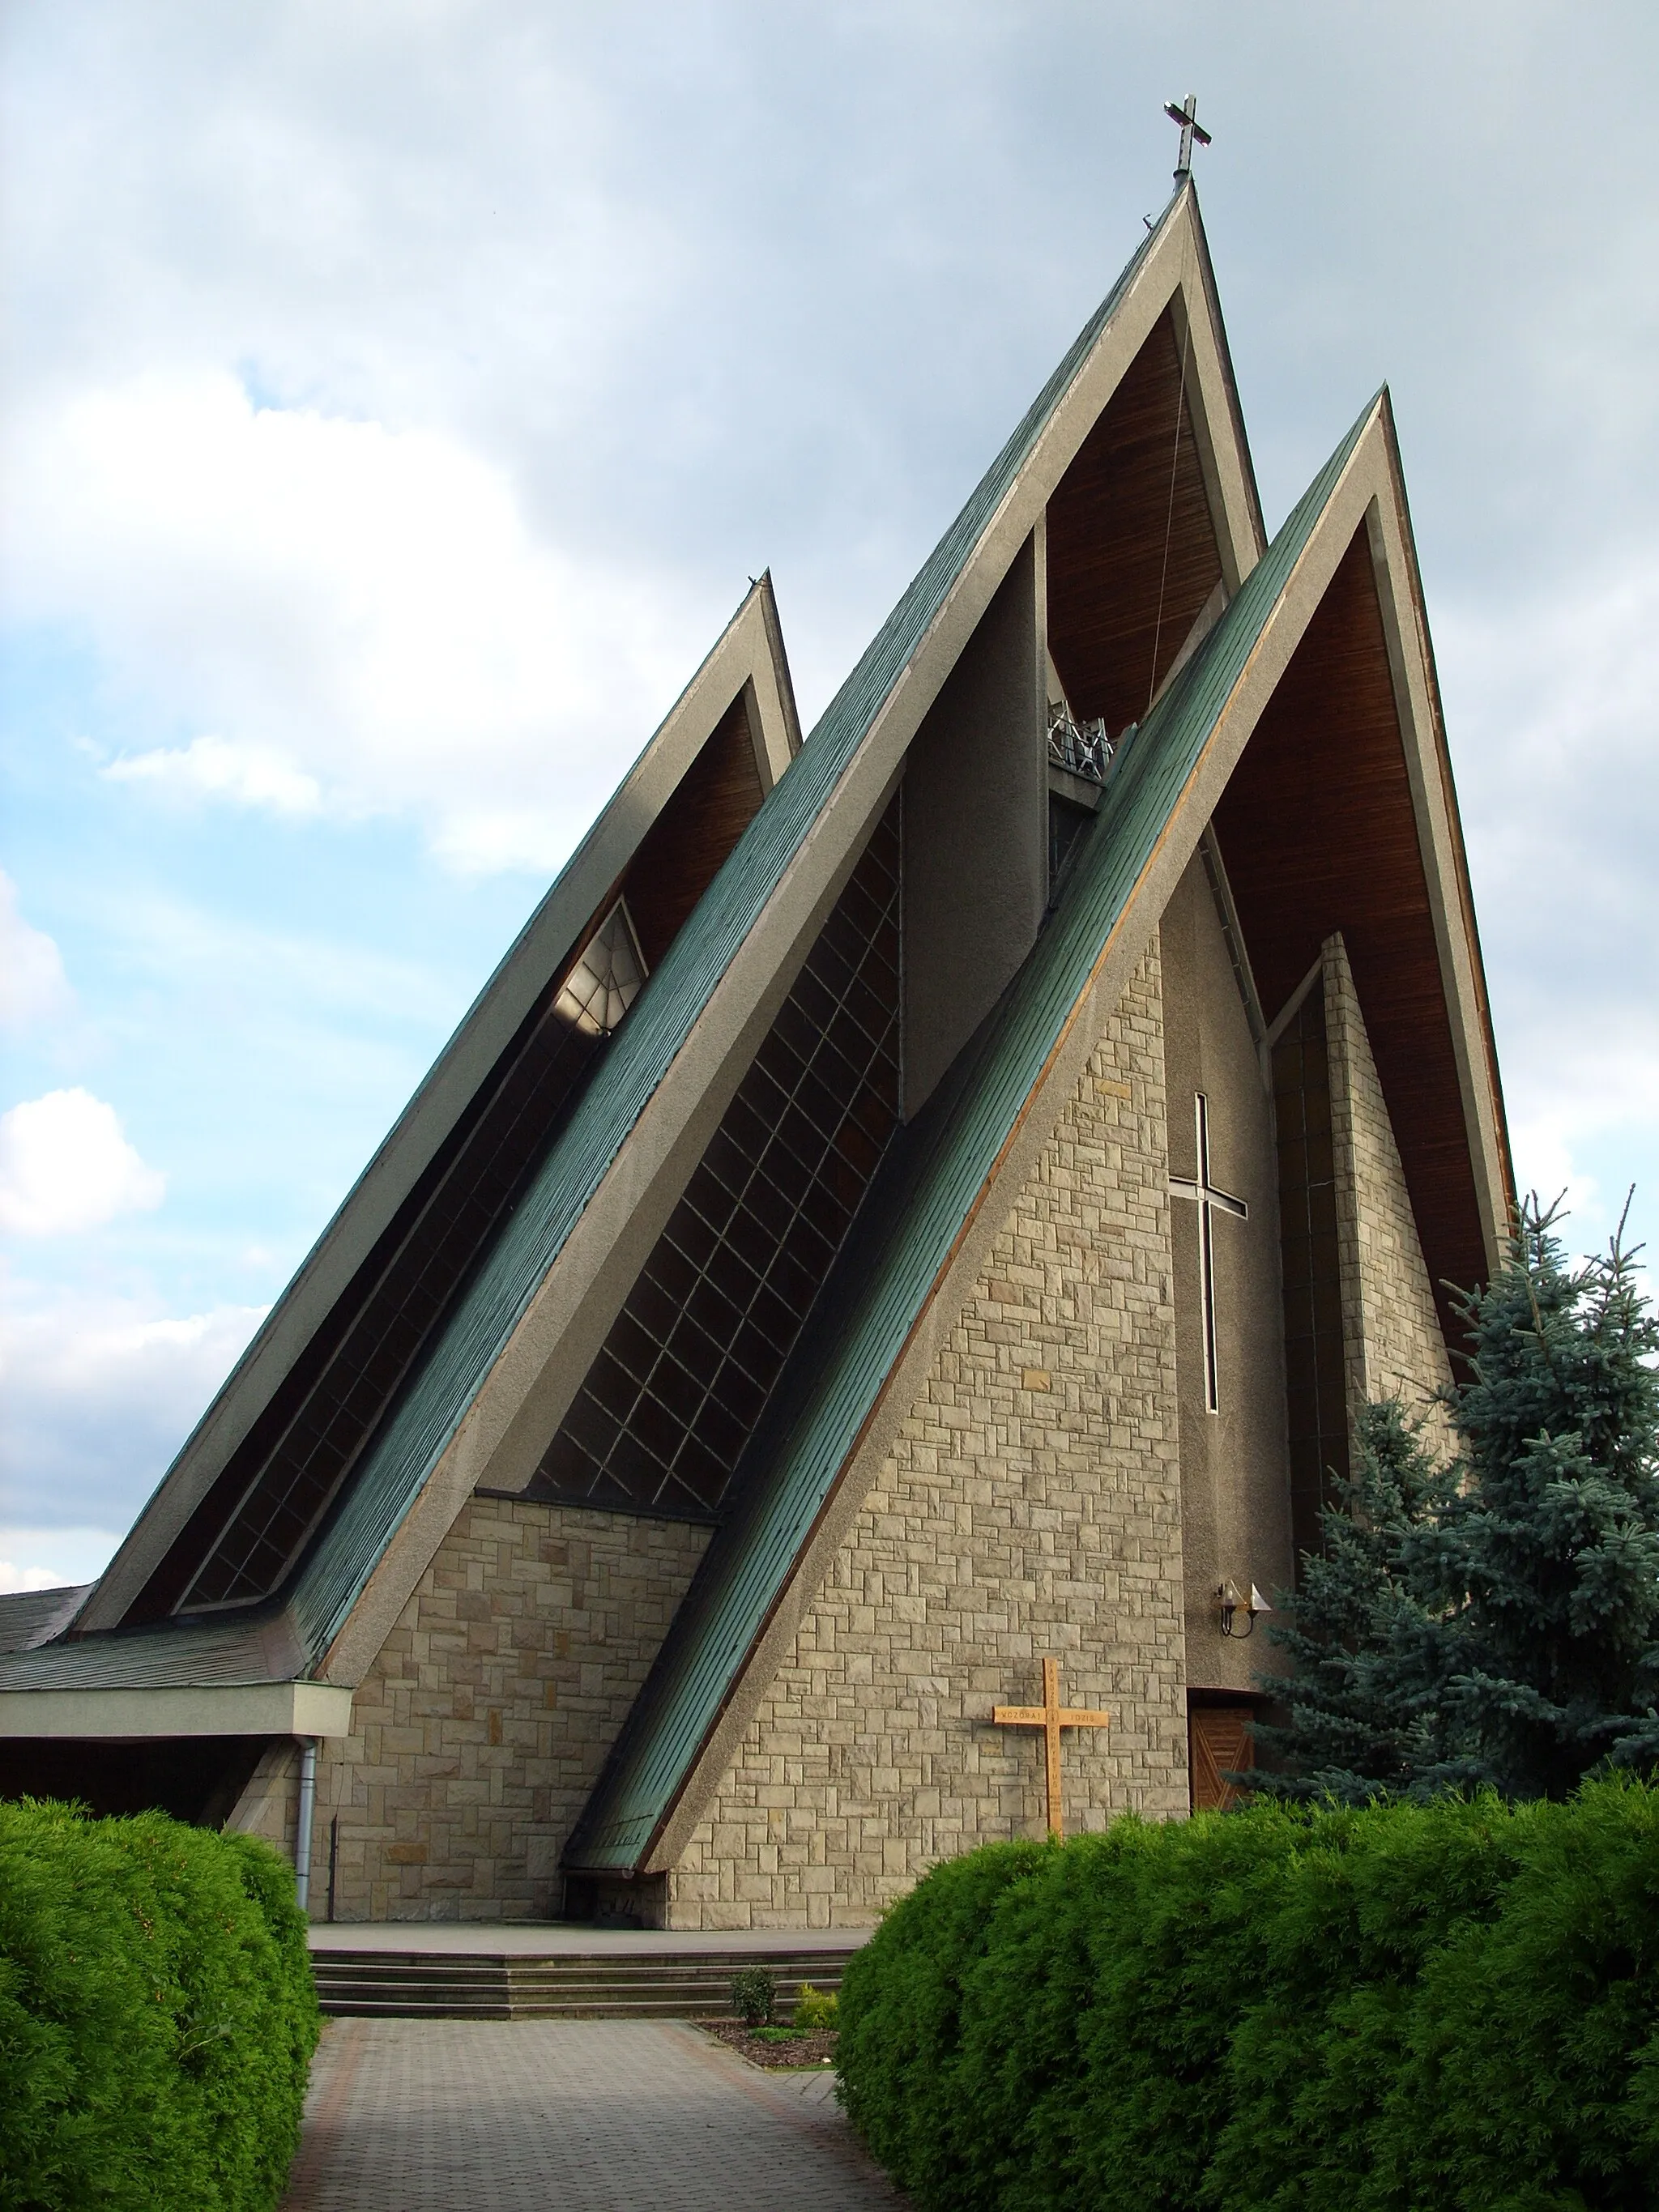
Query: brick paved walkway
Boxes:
[{"xmin": 281, "ymin": 2018, "xmax": 908, "ymax": 2210}]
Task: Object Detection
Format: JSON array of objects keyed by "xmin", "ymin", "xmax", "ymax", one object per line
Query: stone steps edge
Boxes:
[
  {"xmin": 314, "ymin": 2011, "xmax": 831, "ymax": 2022},
  {"xmin": 309, "ymin": 1963, "xmax": 851, "ymax": 1983},
  {"xmin": 312, "ymin": 1977, "xmax": 847, "ymax": 1997},
  {"xmin": 312, "ymin": 1964, "xmax": 858, "ymax": 1981},
  {"xmin": 313, "ymin": 1984, "xmax": 845, "ymax": 2005}
]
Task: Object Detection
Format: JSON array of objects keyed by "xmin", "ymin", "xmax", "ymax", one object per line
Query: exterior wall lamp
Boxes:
[{"xmin": 1218, "ymin": 1580, "xmax": 1273, "ymax": 1639}]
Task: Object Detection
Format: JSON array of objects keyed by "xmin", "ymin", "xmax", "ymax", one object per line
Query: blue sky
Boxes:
[{"xmin": 2, "ymin": 1, "xmax": 1657, "ymax": 1588}]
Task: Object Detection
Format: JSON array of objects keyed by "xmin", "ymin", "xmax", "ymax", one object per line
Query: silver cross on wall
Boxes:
[
  {"xmin": 1163, "ymin": 94, "xmax": 1213, "ymax": 183},
  {"xmin": 1169, "ymin": 1093, "xmax": 1247, "ymax": 1413}
]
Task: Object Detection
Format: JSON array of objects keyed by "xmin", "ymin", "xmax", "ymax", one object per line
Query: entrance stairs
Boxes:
[{"xmin": 309, "ymin": 1941, "xmax": 859, "ymax": 2022}]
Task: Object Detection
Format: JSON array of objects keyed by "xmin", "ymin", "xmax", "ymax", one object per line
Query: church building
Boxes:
[{"xmin": 0, "ymin": 185, "xmax": 1512, "ymax": 1928}]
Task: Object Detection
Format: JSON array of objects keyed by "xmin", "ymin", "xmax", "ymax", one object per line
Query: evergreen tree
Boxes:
[
  {"xmin": 1248, "ymin": 1403, "xmax": 1472, "ymax": 1802},
  {"xmin": 1253, "ymin": 1198, "xmax": 1659, "ymax": 1802},
  {"xmin": 1437, "ymin": 1200, "xmax": 1659, "ymax": 1796}
]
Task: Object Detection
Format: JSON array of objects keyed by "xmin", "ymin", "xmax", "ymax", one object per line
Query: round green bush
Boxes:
[
  {"xmin": 0, "ymin": 1799, "xmax": 320, "ymax": 2210},
  {"xmin": 835, "ymin": 1780, "xmax": 1659, "ymax": 2211}
]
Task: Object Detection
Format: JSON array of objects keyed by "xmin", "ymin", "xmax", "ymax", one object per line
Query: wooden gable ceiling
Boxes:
[
  {"xmin": 1046, "ymin": 307, "xmax": 1224, "ymax": 735},
  {"xmin": 1213, "ymin": 526, "xmax": 1505, "ymax": 1349},
  {"xmin": 625, "ymin": 691, "xmax": 765, "ymax": 969}
]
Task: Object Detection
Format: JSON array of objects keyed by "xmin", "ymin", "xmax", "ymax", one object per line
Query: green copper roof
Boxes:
[
  {"xmin": 285, "ymin": 211, "xmax": 1175, "ymax": 1660},
  {"xmin": 0, "ymin": 1607, "xmax": 301, "ymax": 1692},
  {"xmin": 569, "ymin": 394, "xmax": 1380, "ymax": 1868}
]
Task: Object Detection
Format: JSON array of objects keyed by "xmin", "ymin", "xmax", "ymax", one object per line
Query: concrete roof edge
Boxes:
[
  {"xmin": 1363, "ymin": 389, "xmax": 1516, "ymax": 1275},
  {"xmin": 1181, "ymin": 181, "xmax": 1269, "ymax": 564},
  {"xmin": 0, "ymin": 1680, "xmax": 353, "ymax": 1740}
]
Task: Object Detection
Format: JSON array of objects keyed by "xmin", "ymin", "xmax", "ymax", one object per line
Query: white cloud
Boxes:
[
  {"xmin": 0, "ymin": 1562, "xmax": 72, "ymax": 1594},
  {"xmin": 0, "ymin": 1089, "xmax": 165, "ymax": 1237},
  {"xmin": 0, "ymin": 1528, "xmax": 121, "ymax": 1588},
  {"xmin": 1437, "ymin": 560, "xmax": 1659, "ymax": 1258},
  {"xmin": 1443, "ymin": 560, "xmax": 1659, "ymax": 955},
  {"xmin": 104, "ymin": 731, "xmax": 322, "ymax": 816},
  {"xmin": 0, "ymin": 1290, "xmax": 267, "ymax": 1531},
  {"xmin": 5, "ymin": 372, "xmax": 714, "ymax": 874},
  {"xmin": 0, "ymin": 872, "xmax": 71, "ymax": 1030}
]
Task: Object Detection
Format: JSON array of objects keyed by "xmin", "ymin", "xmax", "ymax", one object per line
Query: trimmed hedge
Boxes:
[
  {"xmin": 0, "ymin": 1800, "xmax": 319, "ymax": 2210},
  {"xmin": 836, "ymin": 1779, "xmax": 1659, "ymax": 2210}
]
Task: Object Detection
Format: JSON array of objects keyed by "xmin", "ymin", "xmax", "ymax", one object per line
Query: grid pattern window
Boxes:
[
  {"xmin": 533, "ymin": 799, "xmax": 902, "ymax": 1519},
  {"xmin": 1273, "ymin": 980, "xmax": 1350, "ymax": 1569},
  {"xmin": 556, "ymin": 902, "xmax": 646, "ymax": 1035},
  {"xmin": 175, "ymin": 901, "xmax": 646, "ymax": 1613}
]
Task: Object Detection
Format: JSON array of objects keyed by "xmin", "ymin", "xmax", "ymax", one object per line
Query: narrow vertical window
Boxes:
[{"xmin": 1272, "ymin": 982, "xmax": 1349, "ymax": 1569}]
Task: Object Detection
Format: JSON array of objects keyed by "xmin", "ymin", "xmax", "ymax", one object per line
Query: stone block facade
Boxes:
[
  {"xmin": 226, "ymin": 1741, "xmax": 301, "ymax": 1858},
  {"xmin": 293, "ymin": 1498, "xmax": 709, "ymax": 1920},
  {"xmin": 232, "ymin": 924, "xmax": 1465, "ymax": 1929},
  {"xmin": 662, "ymin": 940, "xmax": 1189, "ymax": 1929},
  {"xmin": 1324, "ymin": 933, "xmax": 1454, "ymax": 1451}
]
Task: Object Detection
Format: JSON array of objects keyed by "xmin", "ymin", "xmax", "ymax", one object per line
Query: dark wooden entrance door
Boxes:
[{"xmin": 1188, "ymin": 1704, "xmax": 1254, "ymax": 1812}]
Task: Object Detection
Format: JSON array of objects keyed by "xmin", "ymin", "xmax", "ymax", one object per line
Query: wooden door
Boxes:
[{"xmin": 1189, "ymin": 1705, "xmax": 1254, "ymax": 1811}]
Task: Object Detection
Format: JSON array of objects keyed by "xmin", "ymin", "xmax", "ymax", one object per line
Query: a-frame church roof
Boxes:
[
  {"xmin": 569, "ymin": 378, "xmax": 1505, "ymax": 1870},
  {"xmin": 2, "ymin": 572, "xmax": 801, "ymax": 1694},
  {"xmin": 0, "ymin": 185, "xmax": 1510, "ymax": 1831}
]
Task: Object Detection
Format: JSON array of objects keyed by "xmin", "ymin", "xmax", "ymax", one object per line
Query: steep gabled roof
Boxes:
[
  {"xmin": 75, "ymin": 573, "xmax": 800, "ymax": 1640},
  {"xmin": 11, "ymin": 190, "xmax": 1254, "ymax": 1713},
  {"xmin": 566, "ymin": 397, "xmax": 1371, "ymax": 1869},
  {"xmin": 6, "ymin": 181, "xmax": 1265, "ymax": 1716},
  {"xmin": 301, "ymin": 184, "xmax": 1263, "ymax": 1690},
  {"xmin": 569, "ymin": 382, "xmax": 1511, "ymax": 1873},
  {"xmin": 4, "ymin": 181, "xmax": 1502, "ymax": 1788}
]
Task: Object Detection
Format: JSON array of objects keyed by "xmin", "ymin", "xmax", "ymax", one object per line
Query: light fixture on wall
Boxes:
[{"xmin": 1218, "ymin": 1581, "xmax": 1273, "ymax": 1639}]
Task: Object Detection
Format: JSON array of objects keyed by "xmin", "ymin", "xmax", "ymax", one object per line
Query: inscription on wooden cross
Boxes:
[
  {"xmin": 992, "ymin": 1657, "xmax": 1111, "ymax": 1839},
  {"xmin": 1168, "ymin": 1092, "xmax": 1247, "ymax": 1414}
]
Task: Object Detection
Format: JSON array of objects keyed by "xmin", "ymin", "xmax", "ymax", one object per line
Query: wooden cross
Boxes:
[
  {"xmin": 992, "ymin": 1657, "xmax": 1111, "ymax": 1839},
  {"xmin": 1168, "ymin": 1092, "xmax": 1247, "ymax": 1414},
  {"xmin": 1163, "ymin": 94, "xmax": 1213, "ymax": 181}
]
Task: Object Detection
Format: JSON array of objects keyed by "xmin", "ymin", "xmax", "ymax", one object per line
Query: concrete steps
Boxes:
[{"xmin": 309, "ymin": 1946, "xmax": 855, "ymax": 2021}]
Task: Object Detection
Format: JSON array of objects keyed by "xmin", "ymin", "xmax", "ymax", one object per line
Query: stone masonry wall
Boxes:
[
  {"xmin": 225, "ymin": 1741, "xmax": 299, "ymax": 1858},
  {"xmin": 1324, "ymin": 934, "xmax": 1455, "ymax": 1453},
  {"xmin": 663, "ymin": 939, "xmax": 1188, "ymax": 1929},
  {"xmin": 299, "ymin": 1497, "xmax": 709, "ymax": 1920}
]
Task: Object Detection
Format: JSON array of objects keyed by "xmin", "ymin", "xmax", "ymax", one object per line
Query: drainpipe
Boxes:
[{"xmin": 294, "ymin": 1738, "xmax": 318, "ymax": 1916}]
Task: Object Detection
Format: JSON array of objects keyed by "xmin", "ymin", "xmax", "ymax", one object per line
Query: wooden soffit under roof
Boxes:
[
  {"xmin": 1213, "ymin": 525, "xmax": 1504, "ymax": 1345},
  {"xmin": 1046, "ymin": 307, "xmax": 1224, "ymax": 735}
]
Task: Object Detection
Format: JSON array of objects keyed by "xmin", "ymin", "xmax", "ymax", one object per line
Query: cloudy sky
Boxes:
[{"xmin": 2, "ymin": 2, "xmax": 1656, "ymax": 1592}]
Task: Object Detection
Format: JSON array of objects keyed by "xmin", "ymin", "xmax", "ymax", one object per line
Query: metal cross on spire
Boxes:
[{"xmin": 1163, "ymin": 93, "xmax": 1212, "ymax": 183}]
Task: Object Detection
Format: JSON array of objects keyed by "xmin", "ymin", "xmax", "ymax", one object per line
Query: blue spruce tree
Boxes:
[{"xmin": 1254, "ymin": 1198, "xmax": 1659, "ymax": 1802}]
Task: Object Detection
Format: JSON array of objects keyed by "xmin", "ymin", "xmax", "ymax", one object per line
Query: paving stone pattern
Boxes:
[{"xmin": 281, "ymin": 2018, "xmax": 908, "ymax": 2211}]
